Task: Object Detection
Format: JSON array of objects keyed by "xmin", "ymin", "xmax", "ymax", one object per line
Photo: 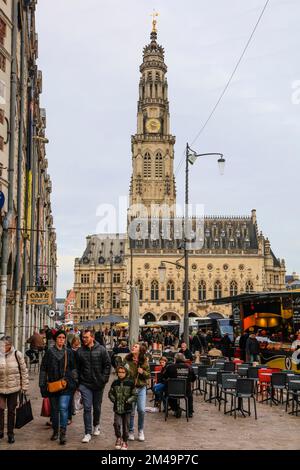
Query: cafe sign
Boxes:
[{"xmin": 27, "ymin": 290, "xmax": 53, "ymax": 305}]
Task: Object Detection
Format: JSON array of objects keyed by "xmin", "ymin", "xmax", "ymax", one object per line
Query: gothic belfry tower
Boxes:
[{"xmin": 129, "ymin": 16, "xmax": 176, "ymax": 218}]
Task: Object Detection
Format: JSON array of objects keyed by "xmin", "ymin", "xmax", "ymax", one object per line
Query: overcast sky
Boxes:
[{"xmin": 36, "ymin": 0, "xmax": 300, "ymax": 298}]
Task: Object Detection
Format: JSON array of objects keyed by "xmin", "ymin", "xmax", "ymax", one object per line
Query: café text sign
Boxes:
[{"xmin": 27, "ymin": 290, "xmax": 53, "ymax": 305}]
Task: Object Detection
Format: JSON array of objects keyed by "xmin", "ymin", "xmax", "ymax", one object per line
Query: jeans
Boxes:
[
  {"xmin": 114, "ymin": 413, "xmax": 130, "ymax": 442},
  {"xmin": 49, "ymin": 394, "xmax": 71, "ymax": 431},
  {"xmin": 0, "ymin": 392, "xmax": 19, "ymax": 435},
  {"xmin": 79, "ymin": 384, "xmax": 104, "ymax": 435},
  {"xmin": 153, "ymin": 383, "xmax": 166, "ymax": 404},
  {"xmin": 130, "ymin": 386, "xmax": 146, "ymax": 433},
  {"xmin": 68, "ymin": 391, "xmax": 75, "ymax": 420}
]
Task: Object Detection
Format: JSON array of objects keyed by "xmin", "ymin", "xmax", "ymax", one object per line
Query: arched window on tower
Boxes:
[
  {"xmin": 155, "ymin": 152, "xmax": 163, "ymax": 178},
  {"xmin": 198, "ymin": 280, "xmax": 206, "ymax": 301},
  {"xmin": 167, "ymin": 280, "xmax": 175, "ymax": 301},
  {"xmin": 143, "ymin": 152, "xmax": 152, "ymax": 179},
  {"xmin": 151, "ymin": 280, "xmax": 159, "ymax": 301},
  {"xmin": 214, "ymin": 280, "xmax": 222, "ymax": 299},
  {"xmin": 135, "ymin": 279, "xmax": 143, "ymax": 301},
  {"xmin": 230, "ymin": 280, "xmax": 238, "ymax": 297},
  {"xmin": 245, "ymin": 280, "xmax": 254, "ymax": 293}
]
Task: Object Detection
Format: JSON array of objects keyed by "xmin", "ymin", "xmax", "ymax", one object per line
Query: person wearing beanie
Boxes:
[
  {"xmin": 39, "ymin": 330, "xmax": 78, "ymax": 445},
  {"xmin": 108, "ymin": 365, "xmax": 137, "ymax": 450}
]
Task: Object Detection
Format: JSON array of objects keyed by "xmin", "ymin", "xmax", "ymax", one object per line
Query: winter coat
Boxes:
[
  {"xmin": 0, "ymin": 347, "xmax": 29, "ymax": 395},
  {"xmin": 191, "ymin": 334, "xmax": 207, "ymax": 352},
  {"xmin": 164, "ymin": 361, "xmax": 196, "ymax": 393},
  {"xmin": 179, "ymin": 348, "xmax": 193, "ymax": 361},
  {"xmin": 124, "ymin": 356, "xmax": 150, "ymax": 388},
  {"xmin": 108, "ymin": 376, "xmax": 137, "ymax": 414},
  {"xmin": 76, "ymin": 341, "xmax": 111, "ymax": 390},
  {"xmin": 27, "ymin": 333, "xmax": 45, "ymax": 350},
  {"xmin": 39, "ymin": 346, "xmax": 78, "ymax": 397},
  {"xmin": 246, "ymin": 337, "xmax": 260, "ymax": 355}
]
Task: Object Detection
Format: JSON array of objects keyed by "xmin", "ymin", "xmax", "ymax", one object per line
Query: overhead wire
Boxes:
[{"xmin": 174, "ymin": 0, "xmax": 271, "ymax": 176}]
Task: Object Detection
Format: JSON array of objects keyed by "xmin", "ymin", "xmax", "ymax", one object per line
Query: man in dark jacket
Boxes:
[
  {"xmin": 239, "ymin": 332, "xmax": 249, "ymax": 361},
  {"xmin": 191, "ymin": 330, "xmax": 207, "ymax": 354},
  {"xmin": 164, "ymin": 353, "xmax": 196, "ymax": 418},
  {"xmin": 245, "ymin": 333, "xmax": 260, "ymax": 363},
  {"xmin": 179, "ymin": 342, "xmax": 193, "ymax": 361},
  {"xmin": 220, "ymin": 333, "xmax": 233, "ymax": 359},
  {"xmin": 76, "ymin": 329, "xmax": 111, "ymax": 443}
]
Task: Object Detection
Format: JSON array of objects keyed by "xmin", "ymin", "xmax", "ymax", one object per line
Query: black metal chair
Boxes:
[
  {"xmin": 224, "ymin": 362, "xmax": 235, "ymax": 372},
  {"xmin": 219, "ymin": 373, "xmax": 237, "ymax": 414},
  {"xmin": 164, "ymin": 378, "xmax": 189, "ymax": 422},
  {"xmin": 266, "ymin": 373, "xmax": 286, "ymax": 406},
  {"xmin": 215, "ymin": 371, "xmax": 232, "ymax": 407},
  {"xmin": 237, "ymin": 364, "xmax": 250, "ymax": 377},
  {"xmin": 232, "ymin": 378, "xmax": 257, "ymax": 419},
  {"xmin": 247, "ymin": 367, "xmax": 260, "ymax": 396},
  {"xmin": 204, "ymin": 369, "xmax": 218, "ymax": 403},
  {"xmin": 194, "ymin": 365, "xmax": 208, "ymax": 395},
  {"xmin": 147, "ymin": 363, "xmax": 159, "ymax": 392},
  {"xmin": 285, "ymin": 377, "xmax": 300, "ymax": 416},
  {"xmin": 191, "ymin": 365, "xmax": 200, "ymax": 395}
]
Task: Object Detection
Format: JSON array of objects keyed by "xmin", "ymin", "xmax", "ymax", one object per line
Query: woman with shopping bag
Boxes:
[
  {"xmin": 39, "ymin": 330, "xmax": 78, "ymax": 445},
  {"xmin": 0, "ymin": 335, "xmax": 29, "ymax": 444}
]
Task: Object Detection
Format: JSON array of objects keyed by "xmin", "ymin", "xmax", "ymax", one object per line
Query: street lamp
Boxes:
[{"xmin": 181, "ymin": 143, "xmax": 225, "ymax": 347}]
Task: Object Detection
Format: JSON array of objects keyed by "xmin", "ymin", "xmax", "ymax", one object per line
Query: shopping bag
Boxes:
[
  {"xmin": 74, "ymin": 390, "xmax": 83, "ymax": 411},
  {"xmin": 15, "ymin": 393, "xmax": 34, "ymax": 429},
  {"xmin": 40, "ymin": 397, "xmax": 51, "ymax": 417}
]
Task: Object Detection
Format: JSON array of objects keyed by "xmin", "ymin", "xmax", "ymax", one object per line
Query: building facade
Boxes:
[
  {"xmin": 64, "ymin": 289, "xmax": 75, "ymax": 323},
  {"xmin": 0, "ymin": 0, "xmax": 56, "ymax": 351},
  {"xmin": 73, "ymin": 23, "xmax": 285, "ymax": 324}
]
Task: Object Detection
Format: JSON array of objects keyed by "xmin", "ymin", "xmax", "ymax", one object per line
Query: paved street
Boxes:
[{"xmin": 0, "ymin": 369, "xmax": 299, "ymax": 451}]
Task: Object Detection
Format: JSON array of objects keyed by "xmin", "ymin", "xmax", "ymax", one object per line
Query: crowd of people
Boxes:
[{"xmin": 1, "ymin": 323, "xmax": 300, "ymax": 449}]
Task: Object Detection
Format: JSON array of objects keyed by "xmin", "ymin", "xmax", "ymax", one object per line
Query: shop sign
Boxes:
[{"xmin": 27, "ymin": 290, "xmax": 53, "ymax": 305}]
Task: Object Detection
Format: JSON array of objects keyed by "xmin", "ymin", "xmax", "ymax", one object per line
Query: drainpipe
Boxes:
[
  {"xmin": 0, "ymin": 0, "xmax": 19, "ymax": 337},
  {"xmin": 14, "ymin": 14, "xmax": 26, "ymax": 350},
  {"xmin": 29, "ymin": 79, "xmax": 37, "ymax": 336}
]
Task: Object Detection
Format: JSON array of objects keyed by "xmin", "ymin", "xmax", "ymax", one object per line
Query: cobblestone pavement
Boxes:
[{"xmin": 0, "ymin": 369, "xmax": 299, "ymax": 451}]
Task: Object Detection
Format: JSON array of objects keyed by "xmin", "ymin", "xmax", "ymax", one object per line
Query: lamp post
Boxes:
[{"xmin": 159, "ymin": 144, "xmax": 225, "ymax": 348}]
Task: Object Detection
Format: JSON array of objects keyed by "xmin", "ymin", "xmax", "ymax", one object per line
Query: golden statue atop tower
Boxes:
[{"xmin": 150, "ymin": 10, "xmax": 159, "ymax": 33}]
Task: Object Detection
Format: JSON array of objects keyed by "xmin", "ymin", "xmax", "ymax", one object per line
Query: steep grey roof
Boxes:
[
  {"xmin": 79, "ymin": 234, "xmax": 127, "ymax": 266},
  {"xmin": 270, "ymin": 249, "xmax": 281, "ymax": 268},
  {"xmin": 129, "ymin": 215, "xmax": 258, "ymax": 251}
]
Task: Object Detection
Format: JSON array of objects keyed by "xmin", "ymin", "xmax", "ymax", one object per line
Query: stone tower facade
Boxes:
[{"xmin": 129, "ymin": 25, "xmax": 176, "ymax": 216}]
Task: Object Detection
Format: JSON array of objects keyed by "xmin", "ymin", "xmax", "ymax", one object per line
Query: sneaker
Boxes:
[
  {"xmin": 115, "ymin": 438, "xmax": 122, "ymax": 450},
  {"xmin": 128, "ymin": 432, "xmax": 135, "ymax": 441},
  {"xmin": 121, "ymin": 441, "xmax": 128, "ymax": 450},
  {"xmin": 82, "ymin": 434, "xmax": 92, "ymax": 443},
  {"xmin": 93, "ymin": 425, "xmax": 100, "ymax": 436},
  {"xmin": 138, "ymin": 430, "xmax": 145, "ymax": 442}
]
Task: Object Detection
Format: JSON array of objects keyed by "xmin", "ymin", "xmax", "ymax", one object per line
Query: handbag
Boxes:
[
  {"xmin": 40, "ymin": 397, "xmax": 51, "ymax": 417},
  {"xmin": 15, "ymin": 392, "xmax": 33, "ymax": 429},
  {"xmin": 47, "ymin": 350, "xmax": 68, "ymax": 393}
]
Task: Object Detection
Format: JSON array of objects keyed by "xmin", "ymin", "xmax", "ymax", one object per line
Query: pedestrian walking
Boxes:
[
  {"xmin": 124, "ymin": 343, "xmax": 150, "ymax": 442},
  {"xmin": 220, "ymin": 333, "xmax": 233, "ymax": 359},
  {"xmin": 108, "ymin": 365, "xmax": 137, "ymax": 450},
  {"xmin": 76, "ymin": 329, "xmax": 111, "ymax": 443},
  {"xmin": 0, "ymin": 336, "xmax": 29, "ymax": 444},
  {"xmin": 39, "ymin": 330, "xmax": 78, "ymax": 445},
  {"xmin": 245, "ymin": 333, "xmax": 260, "ymax": 363},
  {"xmin": 67, "ymin": 336, "xmax": 81, "ymax": 424}
]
